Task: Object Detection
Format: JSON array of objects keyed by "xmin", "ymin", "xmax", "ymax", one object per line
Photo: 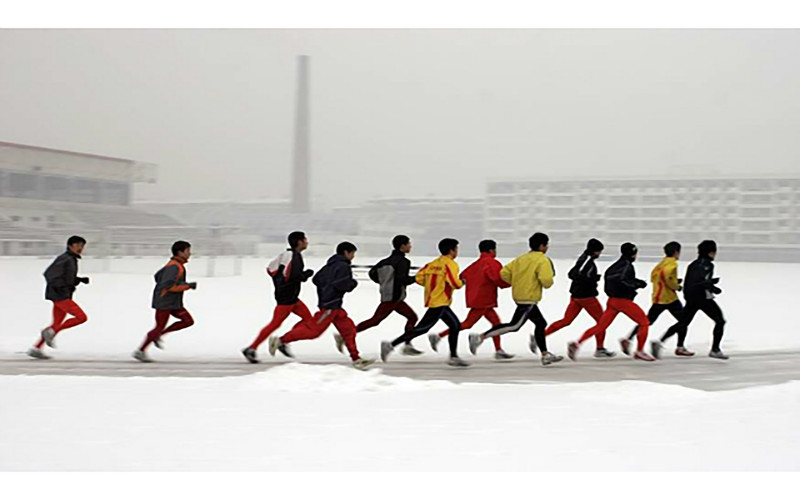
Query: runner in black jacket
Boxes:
[
  {"xmin": 28, "ymin": 235, "xmax": 90, "ymax": 360},
  {"xmin": 661, "ymin": 240, "xmax": 728, "ymax": 359},
  {"xmin": 350, "ymin": 235, "xmax": 422, "ymax": 356},
  {"xmin": 544, "ymin": 239, "xmax": 611, "ymax": 356},
  {"xmin": 243, "ymin": 231, "xmax": 314, "ymax": 363}
]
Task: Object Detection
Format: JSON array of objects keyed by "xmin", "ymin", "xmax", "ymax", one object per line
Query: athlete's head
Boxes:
[
  {"xmin": 529, "ymin": 233, "xmax": 549, "ymax": 253},
  {"xmin": 438, "ymin": 238, "xmax": 459, "ymax": 258},
  {"xmin": 664, "ymin": 241, "xmax": 681, "ymax": 259},
  {"xmin": 336, "ymin": 241, "xmax": 357, "ymax": 261},
  {"xmin": 698, "ymin": 240, "xmax": 717, "ymax": 260},
  {"xmin": 479, "ymin": 239, "xmax": 497, "ymax": 256},
  {"xmin": 621, "ymin": 242, "xmax": 638, "ymax": 262},
  {"xmin": 172, "ymin": 240, "xmax": 192, "ymax": 261},
  {"xmin": 586, "ymin": 238, "xmax": 604, "ymax": 257},
  {"xmin": 392, "ymin": 234, "xmax": 412, "ymax": 254},
  {"xmin": 66, "ymin": 235, "xmax": 86, "ymax": 255},
  {"xmin": 288, "ymin": 231, "xmax": 308, "ymax": 252}
]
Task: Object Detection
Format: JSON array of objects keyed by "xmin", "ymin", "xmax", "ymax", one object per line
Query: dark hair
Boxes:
[
  {"xmin": 336, "ymin": 241, "xmax": 357, "ymax": 255},
  {"xmin": 698, "ymin": 240, "xmax": 717, "ymax": 256},
  {"xmin": 392, "ymin": 234, "xmax": 410, "ymax": 250},
  {"xmin": 438, "ymin": 238, "xmax": 459, "ymax": 255},
  {"xmin": 621, "ymin": 242, "xmax": 638, "ymax": 258},
  {"xmin": 664, "ymin": 241, "xmax": 681, "ymax": 257},
  {"xmin": 172, "ymin": 240, "xmax": 191, "ymax": 256},
  {"xmin": 478, "ymin": 239, "xmax": 496, "ymax": 253},
  {"xmin": 529, "ymin": 232, "xmax": 549, "ymax": 251},
  {"xmin": 586, "ymin": 238, "xmax": 604, "ymax": 253},
  {"xmin": 288, "ymin": 231, "xmax": 306, "ymax": 249},
  {"xmin": 67, "ymin": 235, "xmax": 86, "ymax": 247}
]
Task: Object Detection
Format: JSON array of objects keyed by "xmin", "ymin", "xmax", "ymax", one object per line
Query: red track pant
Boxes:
[
  {"xmin": 35, "ymin": 299, "xmax": 88, "ymax": 348},
  {"xmin": 249, "ymin": 300, "xmax": 312, "ymax": 350},
  {"xmin": 281, "ymin": 309, "xmax": 360, "ymax": 361},
  {"xmin": 545, "ymin": 297, "xmax": 605, "ymax": 348},
  {"xmin": 139, "ymin": 308, "xmax": 195, "ymax": 351},
  {"xmin": 356, "ymin": 300, "xmax": 418, "ymax": 334},
  {"xmin": 578, "ymin": 298, "xmax": 648, "ymax": 351},
  {"xmin": 438, "ymin": 308, "xmax": 503, "ymax": 351}
]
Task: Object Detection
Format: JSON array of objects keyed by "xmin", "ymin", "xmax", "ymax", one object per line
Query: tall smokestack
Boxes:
[{"xmin": 291, "ymin": 55, "xmax": 310, "ymax": 213}]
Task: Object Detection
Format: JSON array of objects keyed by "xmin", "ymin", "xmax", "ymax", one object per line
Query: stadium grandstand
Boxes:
[{"xmin": 0, "ymin": 141, "xmax": 245, "ymax": 257}]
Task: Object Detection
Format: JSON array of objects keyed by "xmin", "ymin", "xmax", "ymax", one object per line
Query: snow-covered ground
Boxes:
[
  {"xmin": 1, "ymin": 255, "xmax": 799, "ymax": 471},
  {"xmin": 2, "ymin": 364, "xmax": 799, "ymax": 471}
]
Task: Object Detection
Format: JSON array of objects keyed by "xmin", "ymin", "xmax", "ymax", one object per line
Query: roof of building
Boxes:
[
  {"xmin": 487, "ymin": 171, "xmax": 800, "ymax": 183},
  {"xmin": 0, "ymin": 140, "xmax": 143, "ymax": 164}
]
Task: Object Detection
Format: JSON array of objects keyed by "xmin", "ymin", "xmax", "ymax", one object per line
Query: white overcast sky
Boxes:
[{"xmin": 1, "ymin": 29, "xmax": 799, "ymax": 207}]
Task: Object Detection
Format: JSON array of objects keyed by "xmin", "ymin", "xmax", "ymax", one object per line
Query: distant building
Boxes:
[
  {"xmin": 0, "ymin": 141, "xmax": 190, "ymax": 255},
  {"xmin": 135, "ymin": 199, "xmax": 359, "ymax": 256},
  {"xmin": 336, "ymin": 197, "xmax": 485, "ymax": 257},
  {"xmin": 485, "ymin": 175, "xmax": 800, "ymax": 262}
]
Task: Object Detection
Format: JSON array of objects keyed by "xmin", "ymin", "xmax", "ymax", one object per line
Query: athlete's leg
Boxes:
[
  {"xmin": 482, "ymin": 309, "xmax": 504, "ymax": 350},
  {"xmin": 355, "ymin": 302, "xmax": 396, "ymax": 332},
  {"xmin": 282, "ymin": 310, "xmax": 335, "ymax": 343},
  {"xmin": 249, "ymin": 304, "xmax": 294, "ymax": 349},
  {"xmin": 616, "ymin": 300, "xmax": 649, "ymax": 351},
  {"xmin": 160, "ymin": 308, "xmax": 195, "ymax": 336},
  {"xmin": 391, "ymin": 301, "xmax": 419, "ymax": 334},
  {"xmin": 51, "ymin": 299, "xmax": 87, "ymax": 333},
  {"xmin": 581, "ymin": 297, "xmax": 606, "ymax": 348},
  {"xmin": 35, "ymin": 302, "xmax": 67, "ymax": 349},
  {"xmin": 484, "ymin": 304, "xmax": 533, "ymax": 338},
  {"xmin": 332, "ymin": 310, "xmax": 360, "ymax": 361},
  {"xmin": 439, "ymin": 308, "xmax": 483, "ymax": 338},
  {"xmin": 577, "ymin": 300, "xmax": 620, "ymax": 344},
  {"xmin": 527, "ymin": 305, "xmax": 549, "ymax": 352},
  {"xmin": 139, "ymin": 309, "xmax": 171, "ymax": 351},
  {"xmin": 544, "ymin": 299, "xmax": 582, "ymax": 336},
  {"xmin": 665, "ymin": 301, "xmax": 687, "ymax": 347},
  {"xmin": 662, "ymin": 301, "xmax": 699, "ymax": 345},
  {"xmin": 699, "ymin": 300, "xmax": 726, "ymax": 351},
  {"xmin": 391, "ymin": 308, "xmax": 443, "ymax": 346},
  {"xmin": 629, "ymin": 303, "xmax": 665, "ymax": 340},
  {"xmin": 441, "ymin": 307, "xmax": 463, "ymax": 358}
]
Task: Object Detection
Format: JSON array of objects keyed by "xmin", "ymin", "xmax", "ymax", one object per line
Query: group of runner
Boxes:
[{"xmin": 27, "ymin": 231, "xmax": 728, "ymax": 369}]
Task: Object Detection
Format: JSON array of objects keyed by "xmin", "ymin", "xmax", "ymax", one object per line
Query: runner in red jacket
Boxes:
[{"xmin": 430, "ymin": 240, "xmax": 514, "ymax": 360}]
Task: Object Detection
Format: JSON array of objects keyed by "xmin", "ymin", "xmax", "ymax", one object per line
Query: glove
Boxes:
[
  {"xmin": 188, "ymin": 282, "xmax": 198, "ymax": 290},
  {"xmin": 711, "ymin": 277, "xmax": 720, "ymax": 284},
  {"xmin": 635, "ymin": 279, "xmax": 647, "ymax": 289},
  {"xmin": 677, "ymin": 285, "xmax": 683, "ymax": 292},
  {"xmin": 302, "ymin": 269, "xmax": 314, "ymax": 279},
  {"xmin": 77, "ymin": 277, "xmax": 90, "ymax": 285},
  {"xmin": 677, "ymin": 278, "xmax": 683, "ymax": 284},
  {"xmin": 711, "ymin": 286, "xmax": 722, "ymax": 295}
]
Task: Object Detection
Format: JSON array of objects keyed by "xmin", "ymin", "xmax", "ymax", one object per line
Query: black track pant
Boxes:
[
  {"xmin": 391, "ymin": 306, "xmax": 461, "ymax": 357},
  {"xmin": 483, "ymin": 303, "xmax": 548, "ymax": 353},
  {"xmin": 627, "ymin": 300, "xmax": 684, "ymax": 345},
  {"xmin": 663, "ymin": 299, "xmax": 726, "ymax": 351}
]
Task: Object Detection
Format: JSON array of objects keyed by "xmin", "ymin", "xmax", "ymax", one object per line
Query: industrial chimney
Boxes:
[{"xmin": 291, "ymin": 55, "xmax": 310, "ymax": 213}]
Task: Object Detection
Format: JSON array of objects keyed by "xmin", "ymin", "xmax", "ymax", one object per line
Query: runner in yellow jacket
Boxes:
[
  {"xmin": 469, "ymin": 233, "xmax": 564, "ymax": 366},
  {"xmin": 621, "ymin": 241, "xmax": 694, "ymax": 358},
  {"xmin": 381, "ymin": 238, "xmax": 469, "ymax": 367}
]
